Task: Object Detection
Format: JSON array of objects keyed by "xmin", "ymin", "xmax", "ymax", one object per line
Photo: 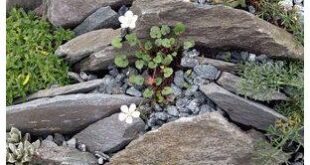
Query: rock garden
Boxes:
[{"xmin": 6, "ymin": 0, "xmax": 304, "ymax": 164}]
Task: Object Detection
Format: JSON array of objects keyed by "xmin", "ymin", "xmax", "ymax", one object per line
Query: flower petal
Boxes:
[
  {"xmin": 118, "ymin": 16, "xmax": 126, "ymax": 23},
  {"xmin": 120, "ymin": 105, "xmax": 129, "ymax": 113},
  {"xmin": 125, "ymin": 10, "xmax": 134, "ymax": 17},
  {"xmin": 118, "ymin": 113, "xmax": 127, "ymax": 121},
  {"xmin": 129, "ymin": 104, "xmax": 136, "ymax": 113},
  {"xmin": 126, "ymin": 116, "xmax": 133, "ymax": 124},
  {"xmin": 129, "ymin": 22, "xmax": 136, "ymax": 29},
  {"xmin": 131, "ymin": 111, "xmax": 140, "ymax": 118}
]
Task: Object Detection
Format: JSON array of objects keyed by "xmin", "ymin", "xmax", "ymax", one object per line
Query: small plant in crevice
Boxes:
[
  {"xmin": 6, "ymin": 8, "xmax": 74, "ymax": 105},
  {"xmin": 254, "ymin": 0, "xmax": 303, "ymax": 45},
  {"xmin": 239, "ymin": 60, "xmax": 304, "ymax": 164},
  {"xmin": 113, "ymin": 20, "xmax": 194, "ymax": 105},
  {"xmin": 6, "ymin": 127, "xmax": 41, "ymax": 165}
]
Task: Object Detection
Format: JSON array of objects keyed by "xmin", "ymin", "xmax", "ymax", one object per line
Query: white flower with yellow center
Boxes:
[
  {"xmin": 118, "ymin": 104, "xmax": 140, "ymax": 124},
  {"xmin": 118, "ymin": 11, "xmax": 138, "ymax": 29}
]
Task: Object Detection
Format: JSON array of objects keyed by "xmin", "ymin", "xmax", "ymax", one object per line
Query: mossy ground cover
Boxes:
[{"xmin": 6, "ymin": 8, "xmax": 74, "ymax": 105}]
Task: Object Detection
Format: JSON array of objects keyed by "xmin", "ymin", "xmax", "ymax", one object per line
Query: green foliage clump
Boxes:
[
  {"xmin": 113, "ymin": 23, "xmax": 194, "ymax": 103},
  {"xmin": 6, "ymin": 8, "xmax": 74, "ymax": 105},
  {"xmin": 7, "ymin": 127, "xmax": 41, "ymax": 165},
  {"xmin": 239, "ymin": 60, "xmax": 303, "ymax": 164},
  {"xmin": 257, "ymin": 0, "xmax": 304, "ymax": 45}
]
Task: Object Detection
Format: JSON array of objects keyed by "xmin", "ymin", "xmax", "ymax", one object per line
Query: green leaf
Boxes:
[
  {"xmin": 125, "ymin": 33, "xmax": 138, "ymax": 46},
  {"xmin": 155, "ymin": 39, "xmax": 162, "ymax": 47},
  {"xmin": 135, "ymin": 60, "xmax": 145, "ymax": 70},
  {"xmin": 129, "ymin": 75, "xmax": 145, "ymax": 85},
  {"xmin": 161, "ymin": 38, "xmax": 171, "ymax": 48},
  {"xmin": 135, "ymin": 51, "xmax": 144, "ymax": 59},
  {"xmin": 144, "ymin": 41, "xmax": 153, "ymax": 50},
  {"xmin": 148, "ymin": 61, "xmax": 157, "ymax": 69},
  {"xmin": 111, "ymin": 37, "xmax": 122, "ymax": 48},
  {"xmin": 183, "ymin": 40, "xmax": 195, "ymax": 49},
  {"xmin": 162, "ymin": 54, "xmax": 173, "ymax": 66},
  {"xmin": 156, "ymin": 92, "xmax": 164, "ymax": 103},
  {"xmin": 153, "ymin": 52, "xmax": 163, "ymax": 64},
  {"xmin": 171, "ymin": 52, "xmax": 177, "ymax": 57},
  {"xmin": 142, "ymin": 54, "xmax": 152, "ymax": 61},
  {"xmin": 155, "ymin": 77, "xmax": 163, "ymax": 86},
  {"xmin": 150, "ymin": 26, "xmax": 162, "ymax": 39},
  {"xmin": 161, "ymin": 86, "xmax": 173, "ymax": 96},
  {"xmin": 161, "ymin": 25, "xmax": 171, "ymax": 36},
  {"xmin": 143, "ymin": 88, "xmax": 154, "ymax": 98},
  {"xmin": 163, "ymin": 67, "xmax": 173, "ymax": 78},
  {"xmin": 173, "ymin": 22, "xmax": 186, "ymax": 35},
  {"xmin": 114, "ymin": 55, "xmax": 128, "ymax": 68},
  {"xmin": 169, "ymin": 38, "xmax": 176, "ymax": 46}
]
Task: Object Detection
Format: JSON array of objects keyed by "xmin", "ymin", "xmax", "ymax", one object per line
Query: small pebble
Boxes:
[
  {"xmin": 79, "ymin": 72, "xmax": 89, "ymax": 80},
  {"xmin": 248, "ymin": 53, "xmax": 256, "ymax": 62},
  {"xmin": 167, "ymin": 106, "xmax": 179, "ymax": 117},
  {"xmin": 126, "ymin": 87, "xmax": 142, "ymax": 97},
  {"xmin": 155, "ymin": 112, "xmax": 169, "ymax": 121},
  {"xmin": 193, "ymin": 64, "xmax": 218, "ymax": 80},
  {"xmin": 181, "ymin": 57, "xmax": 199, "ymax": 68},
  {"xmin": 53, "ymin": 133, "xmax": 65, "ymax": 146},
  {"xmin": 77, "ymin": 143, "xmax": 87, "ymax": 152},
  {"xmin": 248, "ymin": 5, "xmax": 256, "ymax": 14},
  {"xmin": 174, "ymin": 70, "xmax": 186, "ymax": 88},
  {"xmin": 45, "ymin": 135, "xmax": 53, "ymax": 141}
]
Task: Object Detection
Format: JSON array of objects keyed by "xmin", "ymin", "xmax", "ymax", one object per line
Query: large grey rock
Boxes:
[
  {"xmin": 200, "ymin": 83, "xmax": 287, "ymax": 130},
  {"xmin": 73, "ymin": 6, "xmax": 120, "ymax": 36},
  {"xmin": 198, "ymin": 57, "xmax": 238, "ymax": 72},
  {"xmin": 79, "ymin": 44, "xmax": 136, "ymax": 71},
  {"xmin": 56, "ymin": 28, "xmax": 120, "ymax": 64},
  {"xmin": 47, "ymin": 0, "xmax": 133, "ymax": 28},
  {"xmin": 18, "ymin": 79, "xmax": 105, "ymax": 102},
  {"xmin": 7, "ymin": 0, "xmax": 42, "ymax": 13},
  {"xmin": 74, "ymin": 113, "xmax": 145, "ymax": 153},
  {"xmin": 107, "ymin": 112, "xmax": 262, "ymax": 164},
  {"xmin": 7, "ymin": 94, "xmax": 142, "ymax": 135},
  {"xmin": 32, "ymin": 140, "xmax": 97, "ymax": 165},
  {"xmin": 217, "ymin": 72, "xmax": 288, "ymax": 101},
  {"xmin": 131, "ymin": 0, "xmax": 303, "ymax": 60}
]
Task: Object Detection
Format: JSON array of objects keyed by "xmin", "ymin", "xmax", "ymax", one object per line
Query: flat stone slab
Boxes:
[
  {"xmin": 198, "ymin": 57, "xmax": 238, "ymax": 72},
  {"xmin": 108, "ymin": 112, "xmax": 267, "ymax": 164},
  {"xmin": 200, "ymin": 83, "xmax": 286, "ymax": 130},
  {"xmin": 56, "ymin": 28, "xmax": 120, "ymax": 64},
  {"xmin": 32, "ymin": 140, "xmax": 97, "ymax": 164},
  {"xmin": 74, "ymin": 113, "xmax": 145, "ymax": 154},
  {"xmin": 47, "ymin": 0, "xmax": 133, "ymax": 28},
  {"xmin": 73, "ymin": 6, "xmax": 120, "ymax": 36},
  {"xmin": 132, "ymin": 0, "xmax": 303, "ymax": 60},
  {"xmin": 217, "ymin": 72, "xmax": 288, "ymax": 101},
  {"xmin": 79, "ymin": 44, "xmax": 137, "ymax": 71},
  {"xmin": 7, "ymin": 94, "xmax": 142, "ymax": 135},
  {"xmin": 17, "ymin": 79, "xmax": 104, "ymax": 102}
]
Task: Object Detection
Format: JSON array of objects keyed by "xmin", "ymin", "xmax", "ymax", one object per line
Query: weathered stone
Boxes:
[
  {"xmin": 73, "ymin": 6, "xmax": 120, "ymax": 36},
  {"xmin": 74, "ymin": 113, "xmax": 145, "ymax": 153},
  {"xmin": 107, "ymin": 112, "xmax": 261, "ymax": 164},
  {"xmin": 217, "ymin": 72, "xmax": 288, "ymax": 101},
  {"xmin": 198, "ymin": 57, "xmax": 238, "ymax": 72},
  {"xmin": 132, "ymin": 0, "xmax": 303, "ymax": 59},
  {"xmin": 193, "ymin": 64, "xmax": 219, "ymax": 80},
  {"xmin": 79, "ymin": 44, "xmax": 136, "ymax": 71},
  {"xmin": 68, "ymin": 71, "xmax": 84, "ymax": 83},
  {"xmin": 47, "ymin": 0, "xmax": 133, "ymax": 28},
  {"xmin": 19, "ymin": 79, "xmax": 105, "ymax": 102},
  {"xmin": 7, "ymin": 0, "xmax": 42, "ymax": 13},
  {"xmin": 7, "ymin": 94, "xmax": 142, "ymax": 135},
  {"xmin": 56, "ymin": 29, "xmax": 120, "ymax": 64},
  {"xmin": 199, "ymin": 83, "xmax": 286, "ymax": 130},
  {"xmin": 32, "ymin": 140, "xmax": 97, "ymax": 164}
]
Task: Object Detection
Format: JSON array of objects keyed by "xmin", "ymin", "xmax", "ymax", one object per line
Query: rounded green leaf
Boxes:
[
  {"xmin": 155, "ymin": 77, "xmax": 163, "ymax": 86},
  {"xmin": 153, "ymin": 52, "xmax": 163, "ymax": 64},
  {"xmin": 143, "ymin": 88, "xmax": 154, "ymax": 98},
  {"xmin": 135, "ymin": 60, "xmax": 145, "ymax": 70},
  {"xmin": 111, "ymin": 37, "xmax": 122, "ymax": 48},
  {"xmin": 148, "ymin": 61, "xmax": 157, "ymax": 69},
  {"xmin": 173, "ymin": 22, "xmax": 186, "ymax": 35},
  {"xmin": 150, "ymin": 26, "xmax": 162, "ymax": 39},
  {"xmin": 161, "ymin": 86, "xmax": 173, "ymax": 96},
  {"xmin": 162, "ymin": 54, "xmax": 173, "ymax": 66},
  {"xmin": 144, "ymin": 41, "xmax": 153, "ymax": 50},
  {"xmin": 183, "ymin": 40, "xmax": 195, "ymax": 50},
  {"xmin": 163, "ymin": 67, "xmax": 173, "ymax": 78},
  {"xmin": 125, "ymin": 33, "xmax": 138, "ymax": 46},
  {"xmin": 129, "ymin": 75, "xmax": 145, "ymax": 85},
  {"xmin": 114, "ymin": 55, "xmax": 128, "ymax": 68},
  {"xmin": 161, "ymin": 25, "xmax": 171, "ymax": 36}
]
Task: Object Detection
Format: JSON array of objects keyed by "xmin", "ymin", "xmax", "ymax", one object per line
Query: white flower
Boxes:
[
  {"xmin": 118, "ymin": 11, "xmax": 138, "ymax": 29},
  {"xmin": 118, "ymin": 104, "xmax": 140, "ymax": 124},
  {"xmin": 278, "ymin": 0, "xmax": 293, "ymax": 11}
]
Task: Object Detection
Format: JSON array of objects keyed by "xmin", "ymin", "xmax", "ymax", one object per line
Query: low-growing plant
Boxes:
[
  {"xmin": 6, "ymin": 8, "xmax": 74, "ymax": 105},
  {"xmin": 6, "ymin": 127, "xmax": 41, "ymax": 164},
  {"xmin": 239, "ymin": 60, "xmax": 304, "ymax": 164},
  {"xmin": 113, "ymin": 23, "xmax": 194, "ymax": 104},
  {"xmin": 256, "ymin": 0, "xmax": 304, "ymax": 45}
]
